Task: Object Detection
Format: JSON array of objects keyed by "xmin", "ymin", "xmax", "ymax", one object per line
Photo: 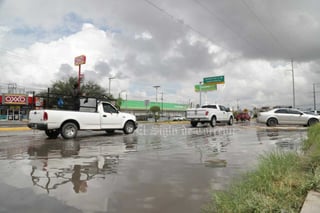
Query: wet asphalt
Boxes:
[{"xmin": 0, "ymin": 121, "xmax": 307, "ymax": 213}]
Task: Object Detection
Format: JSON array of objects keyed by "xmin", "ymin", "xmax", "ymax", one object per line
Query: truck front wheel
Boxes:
[
  {"xmin": 45, "ymin": 129, "xmax": 60, "ymax": 139},
  {"xmin": 210, "ymin": 116, "xmax": 216, "ymax": 127},
  {"xmin": 61, "ymin": 122, "xmax": 78, "ymax": 139},
  {"xmin": 123, "ymin": 121, "xmax": 135, "ymax": 134},
  {"xmin": 228, "ymin": 117, "xmax": 233, "ymax": 125}
]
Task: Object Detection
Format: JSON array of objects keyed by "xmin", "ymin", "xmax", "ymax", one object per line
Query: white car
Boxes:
[
  {"xmin": 257, "ymin": 108, "xmax": 320, "ymax": 127},
  {"xmin": 172, "ymin": 116, "xmax": 186, "ymax": 121}
]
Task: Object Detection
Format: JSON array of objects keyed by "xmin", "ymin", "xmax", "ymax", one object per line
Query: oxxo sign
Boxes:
[{"xmin": 4, "ymin": 95, "xmax": 27, "ymax": 105}]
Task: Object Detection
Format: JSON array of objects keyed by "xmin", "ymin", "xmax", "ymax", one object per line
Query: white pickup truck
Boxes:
[
  {"xmin": 186, "ymin": 104, "xmax": 234, "ymax": 127},
  {"xmin": 27, "ymin": 98, "xmax": 138, "ymax": 139}
]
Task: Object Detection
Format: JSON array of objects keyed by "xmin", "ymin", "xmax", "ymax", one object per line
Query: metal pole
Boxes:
[
  {"xmin": 199, "ymin": 81, "xmax": 202, "ymax": 107},
  {"xmin": 108, "ymin": 77, "xmax": 115, "ymax": 96},
  {"xmin": 153, "ymin": 85, "xmax": 160, "ymax": 104},
  {"xmin": 78, "ymin": 65, "xmax": 81, "ymax": 92},
  {"xmin": 291, "ymin": 59, "xmax": 295, "ymax": 108},
  {"xmin": 161, "ymin": 92, "xmax": 163, "ymax": 114},
  {"xmin": 313, "ymin": 83, "xmax": 316, "ymax": 112}
]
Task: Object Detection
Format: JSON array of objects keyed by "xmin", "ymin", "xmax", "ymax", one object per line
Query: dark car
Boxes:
[{"xmin": 235, "ymin": 112, "xmax": 251, "ymax": 121}]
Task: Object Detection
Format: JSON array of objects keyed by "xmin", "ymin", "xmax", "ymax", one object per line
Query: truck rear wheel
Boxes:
[
  {"xmin": 61, "ymin": 122, "xmax": 78, "ymax": 139},
  {"xmin": 210, "ymin": 116, "xmax": 216, "ymax": 127},
  {"xmin": 123, "ymin": 121, "xmax": 135, "ymax": 134},
  {"xmin": 45, "ymin": 129, "xmax": 60, "ymax": 139},
  {"xmin": 191, "ymin": 121, "xmax": 198, "ymax": 127}
]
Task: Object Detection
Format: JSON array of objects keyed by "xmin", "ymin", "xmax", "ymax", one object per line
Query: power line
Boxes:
[
  {"xmin": 143, "ymin": 0, "xmax": 219, "ymax": 45},
  {"xmin": 193, "ymin": 0, "xmax": 264, "ymax": 55},
  {"xmin": 240, "ymin": 0, "xmax": 293, "ymax": 60}
]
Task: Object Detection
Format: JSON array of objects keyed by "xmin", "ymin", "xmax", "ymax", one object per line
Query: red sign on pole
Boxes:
[
  {"xmin": 4, "ymin": 95, "xmax": 27, "ymax": 105},
  {"xmin": 74, "ymin": 55, "xmax": 86, "ymax": 65}
]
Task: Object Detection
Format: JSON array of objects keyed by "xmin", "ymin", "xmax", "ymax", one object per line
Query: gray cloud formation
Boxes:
[{"xmin": 1, "ymin": 0, "xmax": 320, "ymax": 109}]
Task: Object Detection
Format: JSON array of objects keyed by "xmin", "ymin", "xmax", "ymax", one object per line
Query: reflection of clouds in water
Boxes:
[{"xmin": 256, "ymin": 129, "xmax": 307, "ymax": 152}]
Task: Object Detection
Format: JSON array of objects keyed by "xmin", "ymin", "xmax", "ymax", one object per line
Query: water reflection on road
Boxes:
[{"xmin": 0, "ymin": 123, "xmax": 307, "ymax": 212}]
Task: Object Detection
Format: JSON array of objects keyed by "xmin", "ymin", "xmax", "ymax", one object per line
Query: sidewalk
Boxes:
[
  {"xmin": 0, "ymin": 120, "xmax": 28, "ymax": 127},
  {"xmin": 0, "ymin": 120, "xmax": 30, "ymax": 131},
  {"xmin": 300, "ymin": 191, "xmax": 320, "ymax": 213}
]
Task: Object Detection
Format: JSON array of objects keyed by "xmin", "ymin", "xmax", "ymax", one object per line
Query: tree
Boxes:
[
  {"xmin": 49, "ymin": 77, "xmax": 106, "ymax": 97},
  {"xmin": 150, "ymin": 106, "xmax": 160, "ymax": 122},
  {"xmin": 35, "ymin": 77, "xmax": 122, "ymax": 109}
]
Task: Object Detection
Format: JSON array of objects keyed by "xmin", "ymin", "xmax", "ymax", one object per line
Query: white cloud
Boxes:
[{"xmin": 0, "ymin": 0, "xmax": 320, "ymax": 110}]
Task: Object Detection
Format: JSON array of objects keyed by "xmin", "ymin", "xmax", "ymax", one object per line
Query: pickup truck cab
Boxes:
[
  {"xmin": 28, "ymin": 98, "xmax": 138, "ymax": 139},
  {"xmin": 186, "ymin": 104, "xmax": 234, "ymax": 127}
]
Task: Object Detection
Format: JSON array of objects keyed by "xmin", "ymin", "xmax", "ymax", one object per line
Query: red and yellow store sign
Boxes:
[{"xmin": 3, "ymin": 94, "xmax": 27, "ymax": 105}]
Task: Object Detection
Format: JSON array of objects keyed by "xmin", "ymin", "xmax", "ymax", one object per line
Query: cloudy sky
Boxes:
[{"xmin": 0, "ymin": 0, "xmax": 320, "ymax": 110}]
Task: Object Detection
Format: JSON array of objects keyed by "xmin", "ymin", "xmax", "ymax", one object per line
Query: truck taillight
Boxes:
[
  {"xmin": 43, "ymin": 112, "xmax": 48, "ymax": 121},
  {"xmin": 205, "ymin": 111, "xmax": 209, "ymax": 116}
]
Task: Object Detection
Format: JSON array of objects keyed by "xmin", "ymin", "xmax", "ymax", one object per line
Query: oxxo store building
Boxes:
[{"xmin": 0, "ymin": 94, "xmax": 33, "ymax": 120}]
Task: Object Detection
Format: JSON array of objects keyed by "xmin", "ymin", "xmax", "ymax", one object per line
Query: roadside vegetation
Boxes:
[{"xmin": 203, "ymin": 124, "xmax": 320, "ymax": 213}]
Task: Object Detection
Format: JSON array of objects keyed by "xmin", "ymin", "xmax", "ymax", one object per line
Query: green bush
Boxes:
[{"xmin": 204, "ymin": 124, "xmax": 320, "ymax": 213}]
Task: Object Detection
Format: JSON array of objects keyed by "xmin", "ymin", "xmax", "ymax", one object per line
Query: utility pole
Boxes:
[
  {"xmin": 291, "ymin": 59, "xmax": 296, "ymax": 108},
  {"xmin": 314, "ymin": 83, "xmax": 320, "ymax": 113},
  {"xmin": 313, "ymin": 83, "xmax": 316, "ymax": 112},
  {"xmin": 199, "ymin": 81, "xmax": 202, "ymax": 107},
  {"xmin": 160, "ymin": 92, "xmax": 164, "ymax": 115},
  {"xmin": 108, "ymin": 77, "xmax": 115, "ymax": 96}
]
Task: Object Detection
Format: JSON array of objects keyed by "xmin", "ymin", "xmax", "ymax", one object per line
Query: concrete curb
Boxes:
[{"xmin": 300, "ymin": 191, "xmax": 320, "ymax": 213}]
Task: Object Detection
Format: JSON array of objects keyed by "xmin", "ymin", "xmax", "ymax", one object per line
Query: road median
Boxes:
[{"xmin": 0, "ymin": 127, "xmax": 31, "ymax": 131}]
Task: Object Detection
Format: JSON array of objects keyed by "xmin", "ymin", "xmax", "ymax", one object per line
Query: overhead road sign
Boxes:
[
  {"xmin": 194, "ymin": 84, "xmax": 217, "ymax": 92},
  {"xmin": 203, "ymin": 75, "xmax": 224, "ymax": 84}
]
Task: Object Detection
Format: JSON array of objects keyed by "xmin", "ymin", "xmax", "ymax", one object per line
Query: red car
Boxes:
[{"xmin": 235, "ymin": 112, "xmax": 251, "ymax": 121}]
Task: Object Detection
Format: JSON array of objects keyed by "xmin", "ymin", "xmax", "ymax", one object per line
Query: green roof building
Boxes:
[{"xmin": 120, "ymin": 100, "xmax": 188, "ymax": 115}]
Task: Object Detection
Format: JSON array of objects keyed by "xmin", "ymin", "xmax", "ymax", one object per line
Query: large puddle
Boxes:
[{"xmin": 0, "ymin": 123, "xmax": 307, "ymax": 212}]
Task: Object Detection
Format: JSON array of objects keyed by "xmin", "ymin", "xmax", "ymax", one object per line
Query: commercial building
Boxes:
[
  {"xmin": 0, "ymin": 94, "xmax": 188, "ymax": 121},
  {"xmin": 0, "ymin": 94, "xmax": 33, "ymax": 120},
  {"xmin": 120, "ymin": 100, "xmax": 188, "ymax": 119}
]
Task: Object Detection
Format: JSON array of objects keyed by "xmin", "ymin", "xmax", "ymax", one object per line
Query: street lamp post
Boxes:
[
  {"xmin": 108, "ymin": 77, "xmax": 115, "ymax": 96},
  {"xmin": 153, "ymin": 85, "xmax": 160, "ymax": 104},
  {"xmin": 291, "ymin": 59, "xmax": 296, "ymax": 108},
  {"xmin": 199, "ymin": 81, "xmax": 202, "ymax": 107},
  {"xmin": 313, "ymin": 83, "xmax": 320, "ymax": 113},
  {"xmin": 160, "ymin": 92, "xmax": 164, "ymax": 114},
  {"xmin": 119, "ymin": 90, "xmax": 126, "ymax": 111},
  {"xmin": 283, "ymin": 60, "xmax": 296, "ymax": 108}
]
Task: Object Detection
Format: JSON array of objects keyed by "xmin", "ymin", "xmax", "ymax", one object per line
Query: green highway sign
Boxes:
[
  {"xmin": 203, "ymin": 75, "xmax": 225, "ymax": 84},
  {"xmin": 194, "ymin": 84, "xmax": 217, "ymax": 92}
]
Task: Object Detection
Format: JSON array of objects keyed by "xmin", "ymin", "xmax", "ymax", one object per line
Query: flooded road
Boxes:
[{"xmin": 0, "ymin": 123, "xmax": 307, "ymax": 212}]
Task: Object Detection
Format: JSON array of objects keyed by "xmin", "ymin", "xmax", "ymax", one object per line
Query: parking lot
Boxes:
[{"xmin": 0, "ymin": 121, "xmax": 308, "ymax": 212}]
